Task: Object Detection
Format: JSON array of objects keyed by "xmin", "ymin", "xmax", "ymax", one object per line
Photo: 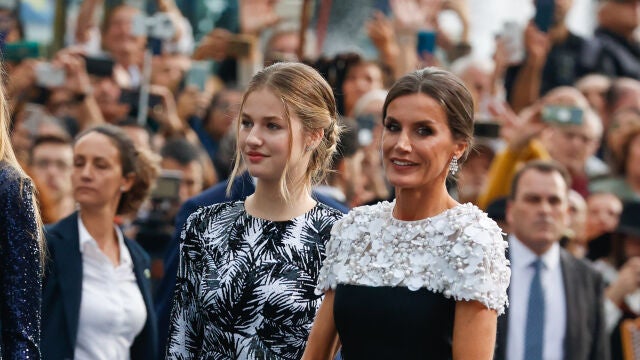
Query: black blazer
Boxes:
[
  {"xmin": 41, "ymin": 212, "xmax": 157, "ymax": 360},
  {"xmin": 495, "ymin": 248, "xmax": 609, "ymax": 360}
]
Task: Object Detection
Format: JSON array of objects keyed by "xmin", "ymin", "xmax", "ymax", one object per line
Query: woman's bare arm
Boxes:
[
  {"xmin": 452, "ymin": 300, "xmax": 498, "ymax": 360},
  {"xmin": 302, "ymin": 290, "xmax": 339, "ymax": 360}
]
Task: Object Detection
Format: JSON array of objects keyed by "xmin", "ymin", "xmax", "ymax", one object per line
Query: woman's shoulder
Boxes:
[
  {"xmin": 185, "ymin": 201, "xmax": 245, "ymax": 226},
  {"xmin": 333, "ymin": 201, "xmax": 392, "ymax": 228},
  {"xmin": 0, "ymin": 161, "xmax": 28, "ymax": 194},
  {"xmin": 0, "ymin": 162, "xmax": 35, "ymax": 216},
  {"xmin": 445, "ymin": 203, "xmax": 504, "ymax": 238}
]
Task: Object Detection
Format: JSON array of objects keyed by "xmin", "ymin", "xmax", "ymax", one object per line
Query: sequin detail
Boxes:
[
  {"xmin": 316, "ymin": 201, "xmax": 510, "ymax": 315},
  {"xmin": 0, "ymin": 162, "xmax": 42, "ymax": 359}
]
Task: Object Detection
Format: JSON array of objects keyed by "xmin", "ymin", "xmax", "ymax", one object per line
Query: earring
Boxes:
[
  {"xmin": 449, "ymin": 156, "xmax": 459, "ymax": 175},
  {"xmin": 120, "ymin": 186, "xmax": 126, "ymax": 192}
]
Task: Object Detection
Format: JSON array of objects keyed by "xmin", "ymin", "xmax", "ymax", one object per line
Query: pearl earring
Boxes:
[
  {"xmin": 449, "ymin": 156, "xmax": 459, "ymax": 175},
  {"xmin": 120, "ymin": 186, "xmax": 126, "ymax": 192}
]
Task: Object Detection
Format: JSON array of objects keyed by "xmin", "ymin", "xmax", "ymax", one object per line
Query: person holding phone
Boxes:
[
  {"xmin": 477, "ymin": 86, "xmax": 604, "ymax": 209},
  {"xmin": 166, "ymin": 62, "xmax": 344, "ymax": 359},
  {"xmin": 505, "ymin": 0, "xmax": 592, "ymax": 113},
  {"xmin": 303, "ymin": 68, "xmax": 510, "ymax": 359},
  {"xmin": 41, "ymin": 125, "xmax": 160, "ymax": 360}
]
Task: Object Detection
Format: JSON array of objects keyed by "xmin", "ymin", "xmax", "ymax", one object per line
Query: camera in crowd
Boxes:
[
  {"xmin": 132, "ymin": 12, "xmax": 176, "ymax": 41},
  {"xmin": 134, "ymin": 169, "xmax": 182, "ymax": 255}
]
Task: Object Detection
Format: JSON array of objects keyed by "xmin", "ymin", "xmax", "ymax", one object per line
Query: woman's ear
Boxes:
[
  {"xmin": 120, "ymin": 173, "xmax": 136, "ymax": 192},
  {"xmin": 454, "ymin": 141, "xmax": 468, "ymax": 160},
  {"xmin": 305, "ymin": 128, "xmax": 325, "ymax": 153}
]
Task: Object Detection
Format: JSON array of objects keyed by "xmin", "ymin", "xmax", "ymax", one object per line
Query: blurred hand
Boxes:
[
  {"xmin": 607, "ymin": 257, "xmax": 640, "ymax": 306},
  {"xmin": 493, "ymin": 102, "xmax": 548, "ymax": 152},
  {"xmin": 7, "ymin": 59, "xmax": 39, "ymax": 95},
  {"xmin": 391, "ymin": 0, "xmax": 435, "ymax": 33},
  {"xmin": 177, "ymin": 86, "xmax": 212, "ymax": 121},
  {"xmin": 367, "ymin": 10, "xmax": 399, "ymax": 64},
  {"xmin": 150, "ymin": 84, "xmax": 185, "ymax": 134},
  {"xmin": 367, "ymin": 11, "xmax": 396, "ymax": 52},
  {"xmin": 239, "ymin": 0, "xmax": 280, "ymax": 35},
  {"xmin": 193, "ymin": 28, "xmax": 232, "ymax": 61},
  {"xmin": 53, "ymin": 48, "xmax": 91, "ymax": 95},
  {"xmin": 524, "ymin": 22, "xmax": 551, "ymax": 69}
]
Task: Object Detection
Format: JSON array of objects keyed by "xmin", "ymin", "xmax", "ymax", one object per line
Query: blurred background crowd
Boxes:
[{"xmin": 5, "ymin": 0, "xmax": 640, "ymax": 358}]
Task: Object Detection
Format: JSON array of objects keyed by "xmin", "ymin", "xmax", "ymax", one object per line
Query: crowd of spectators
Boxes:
[{"xmin": 5, "ymin": 0, "xmax": 640, "ymax": 358}]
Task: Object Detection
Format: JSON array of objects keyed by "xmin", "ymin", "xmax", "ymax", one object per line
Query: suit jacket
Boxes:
[
  {"xmin": 495, "ymin": 248, "xmax": 609, "ymax": 360},
  {"xmin": 154, "ymin": 171, "xmax": 349, "ymax": 357},
  {"xmin": 42, "ymin": 212, "xmax": 158, "ymax": 360}
]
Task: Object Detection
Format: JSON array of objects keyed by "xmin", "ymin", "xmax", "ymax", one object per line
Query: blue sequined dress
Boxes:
[{"xmin": 0, "ymin": 161, "xmax": 42, "ymax": 359}]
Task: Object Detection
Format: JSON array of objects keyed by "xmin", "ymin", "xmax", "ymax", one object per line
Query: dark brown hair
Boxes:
[
  {"xmin": 509, "ymin": 160, "xmax": 572, "ymax": 200},
  {"xmin": 382, "ymin": 67, "xmax": 474, "ymax": 162},
  {"xmin": 75, "ymin": 125, "xmax": 160, "ymax": 215}
]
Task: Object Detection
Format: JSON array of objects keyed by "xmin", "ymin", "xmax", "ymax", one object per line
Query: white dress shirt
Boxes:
[
  {"xmin": 507, "ymin": 235, "xmax": 566, "ymax": 360},
  {"xmin": 75, "ymin": 218, "xmax": 147, "ymax": 360}
]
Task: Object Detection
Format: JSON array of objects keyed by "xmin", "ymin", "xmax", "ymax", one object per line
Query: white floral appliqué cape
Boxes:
[{"xmin": 316, "ymin": 201, "xmax": 511, "ymax": 315}]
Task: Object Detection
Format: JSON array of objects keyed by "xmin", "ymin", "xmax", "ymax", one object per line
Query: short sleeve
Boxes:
[
  {"xmin": 315, "ymin": 215, "xmax": 350, "ymax": 294},
  {"xmin": 166, "ymin": 208, "xmax": 206, "ymax": 359},
  {"xmin": 443, "ymin": 212, "xmax": 510, "ymax": 315}
]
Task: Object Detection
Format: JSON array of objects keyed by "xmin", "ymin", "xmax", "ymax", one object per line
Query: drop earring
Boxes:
[{"xmin": 449, "ymin": 156, "xmax": 459, "ymax": 175}]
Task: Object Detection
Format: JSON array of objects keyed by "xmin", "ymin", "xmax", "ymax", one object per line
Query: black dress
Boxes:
[
  {"xmin": 167, "ymin": 201, "xmax": 343, "ymax": 359},
  {"xmin": 316, "ymin": 201, "xmax": 510, "ymax": 360}
]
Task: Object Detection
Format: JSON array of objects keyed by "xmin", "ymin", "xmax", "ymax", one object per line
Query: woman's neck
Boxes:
[
  {"xmin": 393, "ymin": 183, "xmax": 458, "ymax": 221},
  {"xmin": 79, "ymin": 207, "xmax": 118, "ymax": 250},
  {"xmin": 246, "ymin": 180, "xmax": 316, "ymax": 221}
]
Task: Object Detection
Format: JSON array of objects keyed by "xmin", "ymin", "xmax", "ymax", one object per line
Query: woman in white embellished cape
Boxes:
[{"xmin": 303, "ymin": 67, "xmax": 511, "ymax": 360}]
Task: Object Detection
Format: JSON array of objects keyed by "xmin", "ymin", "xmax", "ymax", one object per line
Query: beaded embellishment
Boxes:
[{"xmin": 316, "ymin": 201, "xmax": 511, "ymax": 315}]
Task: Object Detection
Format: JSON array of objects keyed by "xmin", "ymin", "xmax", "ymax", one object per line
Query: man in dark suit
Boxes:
[
  {"xmin": 154, "ymin": 171, "xmax": 349, "ymax": 356},
  {"xmin": 495, "ymin": 160, "xmax": 609, "ymax": 360}
]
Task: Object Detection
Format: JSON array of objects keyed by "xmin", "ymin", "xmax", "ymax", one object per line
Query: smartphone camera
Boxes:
[
  {"xmin": 356, "ymin": 113, "xmax": 378, "ymax": 146},
  {"xmin": 416, "ymin": 30, "xmax": 437, "ymax": 56},
  {"xmin": 151, "ymin": 170, "xmax": 182, "ymax": 202},
  {"xmin": 541, "ymin": 105, "xmax": 584, "ymax": 125},
  {"xmin": 35, "ymin": 62, "xmax": 66, "ymax": 88}
]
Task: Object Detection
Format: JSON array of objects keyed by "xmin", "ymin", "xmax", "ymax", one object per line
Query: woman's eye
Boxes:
[
  {"xmin": 240, "ymin": 119, "xmax": 253, "ymax": 128},
  {"xmin": 384, "ymin": 122, "xmax": 400, "ymax": 132},
  {"xmin": 267, "ymin": 122, "xmax": 282, "ymax": 130},
  {"xmin": 417, "ymin": 127, "xmax": 433, "ymax": 136}
]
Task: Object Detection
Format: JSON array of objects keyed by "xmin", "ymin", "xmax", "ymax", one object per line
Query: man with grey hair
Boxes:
[{"xmin": 540, "ymin": 93, "xmax": 608, "ymax": 197}]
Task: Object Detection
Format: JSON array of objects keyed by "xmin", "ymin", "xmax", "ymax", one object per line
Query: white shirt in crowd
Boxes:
[
  {"xmin": 507, "ymin": 235, "xmax": 566, "ymax": 360},
  {"xmin": 75, "ymin": 217, "xmax": 147, "ymax": 360}
]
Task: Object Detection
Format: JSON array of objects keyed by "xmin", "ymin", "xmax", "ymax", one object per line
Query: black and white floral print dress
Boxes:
[{"xmin": 167, "ymin": 201, "xmax": 343, "ymax": 360}]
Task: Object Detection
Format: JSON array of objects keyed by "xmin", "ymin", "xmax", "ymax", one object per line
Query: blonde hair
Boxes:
[
  {"xmin": 227, "ymin": 62, "xmax": 341, "ymax": 202},
  {"xmin": 0, "ymin": 68, "xmax": 45, "ymax": 261}
]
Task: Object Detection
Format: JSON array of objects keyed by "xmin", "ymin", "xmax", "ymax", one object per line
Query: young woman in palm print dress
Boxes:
[{"xmin": 167, "ymin": 62, "xmax": 344, "ymax": 359}]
